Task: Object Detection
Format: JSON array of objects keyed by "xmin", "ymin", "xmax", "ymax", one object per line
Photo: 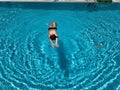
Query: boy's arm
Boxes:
[
  {"xmin": 49, "ymin": 34, "xmax": 53, "ymax": 44},
  {"xmin": 56, "ymin": 37, "xmax": 58, "ymax": 44},
  {"xmin": 55, "ymin": 37, "xmax": 59, "ymax": 47},
  {"xmin": 50, "ymin": 39, "xmax": 53, "ymax": 44},
  {"xmin": 50, "ymin": 39, "xmax": 55, "ymax": 47}
]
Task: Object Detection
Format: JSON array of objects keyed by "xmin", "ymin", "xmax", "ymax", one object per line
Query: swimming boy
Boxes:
[{"xmin": 48, "ymin": 22, "xmax": 59, "ymax": 48}]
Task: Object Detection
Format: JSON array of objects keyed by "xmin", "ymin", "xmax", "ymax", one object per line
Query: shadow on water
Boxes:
[
  {"xmin": 56, "ymin": 40, "xmax": 69, "ymax": 77},
  {"xmin": 0, "ymin": 2, "xmax": 120, "ymax": 11}
]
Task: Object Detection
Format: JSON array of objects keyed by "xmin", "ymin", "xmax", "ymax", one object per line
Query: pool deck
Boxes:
[
  {"xmin": 0, "ymin": 0, "xmax": 53, "ymax": 1},
  {"xmin": 112, "ymin": 0, "xmax": 120, "ymax": 2},
  {"xmin": 0, "ymin": 0, "xmax": 119, "ymax": 2}
]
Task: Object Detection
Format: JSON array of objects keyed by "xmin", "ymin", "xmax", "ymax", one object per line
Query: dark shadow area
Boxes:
[
  {"xmin": 87, "ymin": 2, "xmax": 97, "ymax": 12},
  {"xmin": 0, "ymin": 2, "xmax": 120, "ymax": 11},
  {"xmin": 87, "ymin": 2, "xmax": 96, "ymax": 8},
  {"xmin": 56, "ymin": 40, "xmax": 69, "ymax": 77}
]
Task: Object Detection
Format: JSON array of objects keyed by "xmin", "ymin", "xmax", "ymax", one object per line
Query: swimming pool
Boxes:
[{"xmin": 0, "ymin": 2, "xmax": 120, "ymax": 90}]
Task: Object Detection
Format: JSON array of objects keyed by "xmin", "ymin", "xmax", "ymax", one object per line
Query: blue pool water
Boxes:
[{"xmin": 0, "ymin": 2, "xmax": 120, "ymax": 90}]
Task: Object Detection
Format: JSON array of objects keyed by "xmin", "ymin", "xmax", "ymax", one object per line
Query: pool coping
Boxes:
[
  {"xmin": 0, "ymin": 0, "xmax": 100, "ymax": 2},
  {"xmin": 0, "ymin": 0, "xmax": 119, "ymax": 2}
]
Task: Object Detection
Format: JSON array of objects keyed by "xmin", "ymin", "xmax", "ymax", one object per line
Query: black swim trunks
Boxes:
[{"xmin": 49, "ymin": 34, "xmax": 58, "ymax": 40}]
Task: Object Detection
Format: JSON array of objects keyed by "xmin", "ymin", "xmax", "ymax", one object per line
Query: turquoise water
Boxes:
[{"xmin": 0, "ymin": 2, "xmax": 120, "ymax": 90}]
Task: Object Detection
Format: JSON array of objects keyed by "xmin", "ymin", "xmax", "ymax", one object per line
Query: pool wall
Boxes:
[{"xmin": 0, "ymin": 0, "xmax": 102, "ymax": 2}]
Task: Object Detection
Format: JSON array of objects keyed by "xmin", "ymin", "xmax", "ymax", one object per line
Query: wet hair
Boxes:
[
  {"xmin": 50, "ymin": 34, "xmax": 57, "ymax": 40},
  {"xmin": 50, "ymin": 22, "xmax": 57, "ymax": 27}
]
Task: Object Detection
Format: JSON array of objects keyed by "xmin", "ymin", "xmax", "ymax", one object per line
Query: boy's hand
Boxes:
[
  {"xmin": 55, "ymin": 44, "xmax": 59, "ymax": 47},
  {"xmin": 52, "ymin": 44, "xmax": 55, "ymax": 48}
]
